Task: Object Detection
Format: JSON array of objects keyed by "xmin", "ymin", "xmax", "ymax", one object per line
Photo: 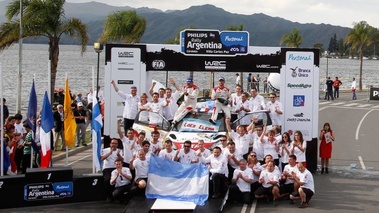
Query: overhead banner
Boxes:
[{"xmin": 180, "ymin": 29, "xmax": 249, "ymax": 56}]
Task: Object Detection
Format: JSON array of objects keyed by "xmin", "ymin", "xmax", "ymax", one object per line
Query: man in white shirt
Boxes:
[
  {"xmin": 280, "ymin": 155, "xmax": 299, "ymax": 199},
  {"xmin": 172, "ymin": 77, "xmax": 199, "ymax": 125},
  {"xmin": 196, "ymin": 139, "xmax": 211, "ymax": 158},
  {"xmin": 130, "ymin": 150, "xmax": 150, "ymax": 194},
  {"xmin": 101, "ymin": 138, "xmax": 124, "ymax": 202},
  {"xmin": 235, "ymin": 73, "xmax": 241, "ymax": 86},
  {"xmin": 249, "ymin": 88, "xmax": 265, "ymax": 112},
  {"xmin": 228, "ymin": 159, "xmax": 253, "ymax": 204},
  {"xmin": 162, "ymin": 78, "xmax": 181, "ymax": 124},
  {"xmin": 148, "ymin": 92, "xmax": 164, "ymax": 124},
  {"xmin": 158, "ymin": 139, "xmax": 176, "ymax": 160},
  {"xmin": 111, "ymin": 80, "xmax": 140, "ymax": 133},
  {"xmin": 223, "ymin": 141, "xmax": 243, "ymax": 181},
  {"xmin": 117, "ymin": 119, "xmax": 135, "ymax": 167},
  {"xmin": 225, "ymin": 117, "xmax": 252, "ymax": 155},
  {"xmin": 351, "ymin": 77, "xmax": 357, "ymax": 100},
  {"xmin": 209, "ymin": 76, "xmax": 231, "ymax": 124},
  {"xmin": 290, "ymin": 162, "xmax": 315, "ymax": 208},
  {"xmin": 266, "ymin": 93, "xmax": 283, "ymax": 127},
  {"xmin": 234, "ymin": 92, "xmax": 252, "ymax": 126},
  {"xmin": 174, "ymin": 140, "xmax": 198, "ymax": 164},
  {"xmin": 255, "ymin": 161, "xmax": 281, "ymax": 206},
  {"xmin": 110, "ymin": 158, "xmax": 133, "ymax": 203},
  {"xmin": 199, "ymin": 146, "xmax": 228, "ymax": 199}
]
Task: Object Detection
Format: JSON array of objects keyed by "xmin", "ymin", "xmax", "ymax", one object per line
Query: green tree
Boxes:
[
  {"xmin": 279, "ymin": 28, "xmax": 303, "ymax": 48},
  {"xmin": 0, "ymin": 0, "xmax": 89, "ymax": 100},
  {"xmin": 313, "ymin": 43, "xmax": 324, "ymax": 56},
  {"xmin": 337, "ymin": 38, "xmax": 346, "ymax": 56},
  {"xmin": 99, "ymin": 10, "xmax": 146, "ymax": 43},
  {"xmin": 345, "ymin": 21, "xmax": 373, "ymax": 91},
  {"xmin": 226, "ymin": 24, "xmax": 243, "ymax": 31}
]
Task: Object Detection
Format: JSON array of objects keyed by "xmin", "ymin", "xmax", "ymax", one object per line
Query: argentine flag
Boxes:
[
  {"xmin": 146, "ymin": 156, "xmax": 209, "ymax": 206},
  {"xmin": 92, "ymin": 98, "xmax": 103, "ymax": 172}
]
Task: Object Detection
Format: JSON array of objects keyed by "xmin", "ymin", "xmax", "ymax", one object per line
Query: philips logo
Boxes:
[
  {"xmin": 152, "ymin": 60, "xmax": 165, "ymax": 69},
  {"xmin": 205, "ymin": 61, "xmax": 226, "ymax": 70},
  {"xmin": 118, "ymin": 52, "xmax": 134, "ymax": 58}
]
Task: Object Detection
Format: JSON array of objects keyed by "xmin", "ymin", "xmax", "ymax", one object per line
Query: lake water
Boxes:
[{"xmin": 1, "ymin": 44, "xmax": 378, "ymax": 115}]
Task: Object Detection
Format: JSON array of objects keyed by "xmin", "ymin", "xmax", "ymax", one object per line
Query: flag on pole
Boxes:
[
  {"xmin": 27, "ymin": 80, "xmax": 39, "ymax": 152},
  {"xmin": 64, "ymin": 78, "xmax": 77, "ymax": 148},
  {"xmin": 92, "ymin": 94, "xmax": 103, "ymax": 172},
  {"xmin": 40, "ymin": 92, "xmax": 54, "ymax": 168},
  {"xmin": 146, "ymin": 156, "xmax": 209, "ymax": 206}
]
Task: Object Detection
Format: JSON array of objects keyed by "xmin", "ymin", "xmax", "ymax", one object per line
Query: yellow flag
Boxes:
[{"xmin": 64, "ymin": 79, "xmax": 77, "ymax": 148}]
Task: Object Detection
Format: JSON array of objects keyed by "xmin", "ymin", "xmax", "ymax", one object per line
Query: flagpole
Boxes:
[
  {"xmin": 48, "ymin": 61, "xmax": 53, "ymax": 168},
  {"xmin": 92, "ymin": 67, "xmax": 95, "ymax": 174},
  {"xmin": 30, "ymin": 75, "xmax": 36, "ymax": 169},
  {"xmin": 65, "ymin": 73, "xmax": 68, "ymax": 166},
  {"xmin": 1, "ymin": 63, "xmax": 4, "ymax": 176}
]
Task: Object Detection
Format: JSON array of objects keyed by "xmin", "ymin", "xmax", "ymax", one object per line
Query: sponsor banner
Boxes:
[
  {"xmin": 24, "ymin": 182, "xmax": 73, "ymax": 201},
  {"xmin": 180, "ymin": 30, "xmax": 249, "ymax": 56},
  {"xmin": 370, "ymin": 87, "xmax": 379, "ymax": 101},
  {"xmin": 282, "ymin": 51, "xmax": 316, "ymax": 140},
  {"xmin": 179, "ymin": 118, "xmax": 219, "ymax": 132}
]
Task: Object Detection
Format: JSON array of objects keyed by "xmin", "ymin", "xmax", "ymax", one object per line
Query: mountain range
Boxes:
[{"xmin": 0, "ymin": 0, "xmax": 351, "ymax": 48}]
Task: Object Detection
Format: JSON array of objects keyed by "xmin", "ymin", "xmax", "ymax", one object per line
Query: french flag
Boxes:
[
  {"xmin": 40, "ymin": 92, "xmax": 54, "ymax": 168},
  {"xmin": 146, "ymin": 156, "xmax": 209, "ymax": 206}
]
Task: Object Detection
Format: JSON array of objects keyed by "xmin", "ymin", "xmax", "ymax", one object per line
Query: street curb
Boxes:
[{"xmin": 52, "ymin": 142, "xmax": 93, "ymax": 162}]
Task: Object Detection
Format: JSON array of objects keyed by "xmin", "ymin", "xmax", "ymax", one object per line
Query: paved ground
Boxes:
[{"xmin": 2, "ymin": 90, "xmax": 379, "ymax": 213}]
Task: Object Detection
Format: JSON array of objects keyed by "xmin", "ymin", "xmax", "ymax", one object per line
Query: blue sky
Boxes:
[{"xmin": 67, "ymin": 0, "xmax": 379, "ymax": 28}]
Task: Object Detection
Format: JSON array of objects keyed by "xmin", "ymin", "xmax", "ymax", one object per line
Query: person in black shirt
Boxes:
[
  {"xmin": 74, "ymin": 102, "xmax": 87, "ymax": 147},
  {"xmin": 325, "ymin": 77, "xmax": 334, "ymax": 101}
]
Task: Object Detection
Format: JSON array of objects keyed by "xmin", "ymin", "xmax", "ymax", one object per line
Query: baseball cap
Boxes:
[
  {"xmin": 219, "ymin": 76, "xmax": 225, "ymax": 81},
  {"xmin": 77, "ymin": 102, "xmax": 84, "ymax": 107},
  {"xmin": 186, "ymin": 77, "xmax": 193, "ymax": 83}
]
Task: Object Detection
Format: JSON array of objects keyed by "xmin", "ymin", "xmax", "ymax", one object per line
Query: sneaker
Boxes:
[
  {"xmin": 273, "ymin": 199, "xmax": 278, "ymax": 206},
  {"xmin": 298, "ymin": 202, "xmax": 308, "ymax": 208}
]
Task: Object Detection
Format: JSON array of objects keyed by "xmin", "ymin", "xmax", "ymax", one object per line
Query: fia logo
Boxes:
[
  {"xmin": 290, "ymin": 66, "xmax": 298, "ymax": 77},
  {"xmin": 293, "ymin": 95, "xmax": 305, "ymax": 107},
  {"xmin": 152, "ymin": 60, "xmax": 165, "ymax": 69}
]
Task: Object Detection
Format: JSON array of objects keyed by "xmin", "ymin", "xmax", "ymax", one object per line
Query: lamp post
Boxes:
[
  {"xmin": 94, "ymin": 42, "xmax": 103, "ymax": 101},
  {"xmin": 326, "ymin": 51, "xmax": 329, "ymax": 79}
]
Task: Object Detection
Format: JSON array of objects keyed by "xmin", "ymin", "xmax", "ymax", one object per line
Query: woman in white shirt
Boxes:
[{"xmin": 291, "ymin": 131, "xmax": 307, "ymax": 168}]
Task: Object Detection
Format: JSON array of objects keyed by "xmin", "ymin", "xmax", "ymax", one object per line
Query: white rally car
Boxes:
[{"xmin": 132, "ymin": 100, "xmax": 272, "ymax": 150}]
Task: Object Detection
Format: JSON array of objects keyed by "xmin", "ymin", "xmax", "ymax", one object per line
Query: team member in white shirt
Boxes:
[
  {"xmin": 199, "ymin": 146, "xmax": 229, "ymax": 199},
  {"xmin": 149, "ymin": 131, "xmax": 162, "ymax": 155},
  {"xmin": 266, "ymin": 92, "xmax": 284, "ymax": 126},
  {"xmin": 110, "ymin": 158, "xmax": 133, "ymax": 203},
  {"xmin": 149, "ymin": 81, "xmax": 166, "ymax": 103},
  {"xmin": 260, "ymin": 127, "xmax": 280, "ymax": 166},
  {"xmin": 148, "ymin": 92, "xmax": 164, "ymax": 124},
  {"xmin": 209, "ymin": 76, "xmax": 231, "ymax": 124},
  {"xmin": 225, "ymin": 117, "xmax": 252, "ymax": 155},
  {"xmin": 174, "ymin": 140, "xmax": 198, "ymax": 164},
  {"xmin": 117, "ymin": 119, "xmax": 135, "ymax": 167},
  {"xmin": 247, "ymin": 121, "xmax": 265, "ymax": 163},
  {"xmin": 231, "ymin": 85, "xmax": 243, "ymax": 114},
  {"xmin": 228, "ymin": 159, "xmax": 253, "ymax": 204},
  {"xmin": 111, "ymin": 80, "xmax": 140, "ymax": 132},
  {"xmin": 249, "ymin": 88, "xmax": 266, "ymax": 112},
  {"xmin": 291, "ymin": 130, "xmax": 307, "ymax": 167},
  {"xmin": 162, "ymin": 78, "xmax": 181, "ymax": 124},
  {"xmin": 234, "ymin": 92, "xmax": 252, "ymax": 126},
  {"xmin": 280, "ymin": 155, "xmax": 299, "ymax": 199},
  {"xmin": 101, "ymin": 138, "xmax": 124, "ymax": 201},
  {"xmin": 158, "ymin": 139, "xmax": 176, "ymax": 160},
  {"xmin": 223, "ymin": 141, "xmax": 243, "ymax": 181},
  {"xmin": 255, "ymin": 161, "xmax": 281, "ymax": 206},
  {"xmin": 290, "ymin": 162, "xmax": 315, "ymax": 208},
  {"xmin": 130, "ymin": 150, "xmax": 150, "ymax": 192},
  {"xmin": 195, "ymin": 139, "xmax": 211, "ymax": 158}
]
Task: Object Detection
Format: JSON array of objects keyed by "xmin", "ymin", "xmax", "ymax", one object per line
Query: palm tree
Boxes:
[
  {"xmin": 0, "ymin": 0, "xmax": 88, "ymax": 101},
  {"xmin": 345, "ymin": 21, "xmax": 373, "ymax": 91},
  {"xmin": 280, "ymin": 28, "xmax": 303, "ymax": 48},
  {"xmin": 99, "ymin": 10, "xmax": 146, "ymax": 44}
]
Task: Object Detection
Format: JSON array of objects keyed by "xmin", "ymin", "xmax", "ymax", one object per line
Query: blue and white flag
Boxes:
[
  {"xmin": 146, "ymin": 156, "xmax": 209, "ymax": 206},
  {"xmin": 27, "ymin": 80, "xmax": 39, "ymax": 152},
  {"xmin": 92, "ymin": 97, "xmax": 103, "ymax": 172}
]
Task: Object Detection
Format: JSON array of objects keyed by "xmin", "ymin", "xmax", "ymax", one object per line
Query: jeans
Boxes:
[{"xmin": 333, "ymin": 87, "xmax": 339, "ymax": 98}]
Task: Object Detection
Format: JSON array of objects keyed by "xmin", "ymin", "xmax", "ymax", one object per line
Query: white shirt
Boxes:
[
  {"xmin": 158, "ymin": 149, "xmax": 176, "ymax": 160},
  {"xmin": 149, "ymin": 101, "xmax": 164, "ymax": 124},
  {"xmin": 102, "ymin": 148, "xmax": 124, "ymax": 169},
  {"xmin": 196, "ymin": 149, "xmax": 211, "ymax": 159},
  {"xmin": 233, "ymin": 167, "xmax": 253, "ymax": 192},
  {"xmin": 177, "ymin": 149, "xmax": 197, "ymax": 164},
  {"xmin": 122, "ymin": 136, "xmax": 135, "ymax": 163},
  {"xmin": 200, "ymin": 154, "xmax": 228, "ymax": 177},
  {"xmin": 249, "ymin": 162, "xmax": 262, "ymax": 182},
  {"xmin": 236, "ymin": 75, "xmax": 241, "ymax": 85},
  {"xmin": 297, "ymin": 169, "xmax": 315, "ymax": 193},
  {"xmin": 150, "ymin": 140, "xmax": 163, "ymax": 155},
  {"xmin": 94, "ymin": 90, "xmax": 104, "ymax": 102},
  {"xmin": 279, "ymin": 143, "xmax": 292, "ymax": 163},
  {"xmin": 14, "ymin": 123, "xmax": 26, "ymax": 145},
  {"xmin": 292, "ymin": 141, "xmax": 307, "ymax": 162},
  {"xmin": 133, "ymin": 158, "xmax": 150, "ymax": 179},
  {"xmin": 137, "ymin": 102, "xmax": 150, "ymax": 122},
  {"xmin": 252, "ymin": 133, "xmax": 264, "ymax": 161},
  {"xmin": 223, "ymin": 149, "xmax": 243, "ymax": 169},
  {"xmin": 259, "ymin": 168, "xmax": 281, "ymax": 188},
  {"xmin": 266, "ymin": 100, "xmax": 284, "ymax": 126},
  {"xmin": 262, "ymin": 136, "xmax": 279, "ymax": 159},
  {"xmin": 231, "ymin": 93, "xmax": 242, "ymax": 112},
  {"xmin": 117, "ymin": 91, "xmax": 140, "ymax": 119},
  {"xmin": 283, "ymin": 164, "xmax": 299, "ymax": 184},
  {"xmin": 250, "ymin": 94, "xmax": 265, "ymax": 112},
  {"xmin": 229, "ymin": 131, "xmax": 252, "ymax": 155},
  {"xmin": 110, "ymin": 167, "xmax": 132, "ymax": 187},
  {"xmin": 351, "ymin": 80, "xmax": 357, "ymax": 90},
  {"xmin": 211, "ymin": 86, "xmax": 231, "ymax": 100},
  {"xmin": 87, "ymin": 92, "xmax": 93, "ymax": 104},
  {"xmin": 162, "ymin": 91, "xmax": 180, "ymax": 120},
  {"xmin": 236, "ymin": 100, "xmax": 252, "ymax": 126}
]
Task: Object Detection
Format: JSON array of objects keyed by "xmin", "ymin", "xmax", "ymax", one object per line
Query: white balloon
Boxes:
[{"xmin": 267, "ymin": 73, "xmax": 281, "ymax": 92}]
